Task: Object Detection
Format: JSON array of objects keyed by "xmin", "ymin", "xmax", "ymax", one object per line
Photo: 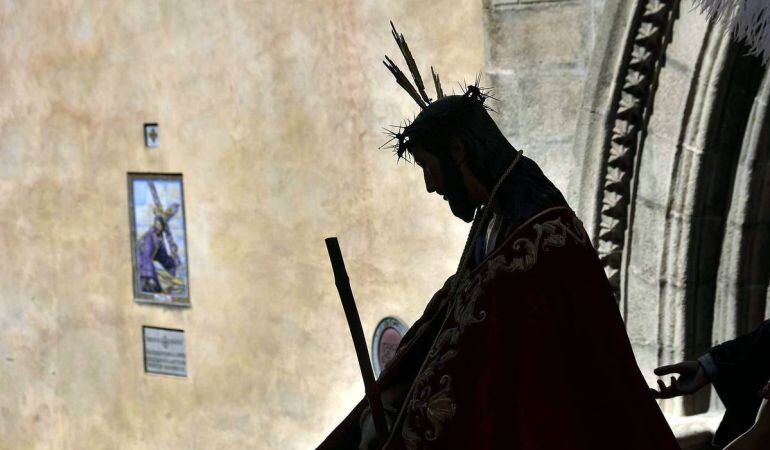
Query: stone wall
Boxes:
[
  {"xmin": 0, "ymin": 1, "xmax": 484, "ymax": 448},
  {"xmin": 486, "ymin": 2, "xmax": 770, "ymax": 444},
  {"xmin": 483, "ymin": 0, "xmax": 606, "ymax": 203},
  {"xmin": 4, "ymin": 0, "xmax": 769, "ymax": 448}
]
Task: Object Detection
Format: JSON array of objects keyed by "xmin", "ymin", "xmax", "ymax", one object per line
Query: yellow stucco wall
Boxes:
[{"xmin": 0, "ymin": 1, "xmax": 483, "ymax": 448}]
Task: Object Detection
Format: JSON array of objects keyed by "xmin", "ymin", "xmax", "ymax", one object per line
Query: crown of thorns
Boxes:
[{"xmin": 382, "ymin": 22, "xmax": 494, "ymax": 159}]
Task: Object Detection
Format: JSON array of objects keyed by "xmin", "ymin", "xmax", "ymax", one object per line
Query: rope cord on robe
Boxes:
[
  {"xmin": 382, "ymin": 149, "xmax": 523, "ymax": 449},
  {"xmin": 449, "ymin": 149, "xmax": 524, "ymax": 300}
]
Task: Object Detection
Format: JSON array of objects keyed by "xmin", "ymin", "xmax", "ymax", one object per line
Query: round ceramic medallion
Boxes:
[{"xmin": 371, "ymin": 317, "xmax": 408, "ymax": 377}]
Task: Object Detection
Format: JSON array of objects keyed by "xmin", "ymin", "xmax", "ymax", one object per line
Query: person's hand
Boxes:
[{"xmin": 650, "ymin": 361, "xmax": 710, "ymax": 399}]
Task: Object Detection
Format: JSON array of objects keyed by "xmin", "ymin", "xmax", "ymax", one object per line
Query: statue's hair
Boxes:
[
  {"xmin": 380, "ymin": 23, "xmax": 505, "ymax": 177},
  {"xmin": 381, "ymin": 80, "xmax": 495, "ymax": 157},
  {"xmin": 380, "ymin": 22, "xmax": 568, "ymax": 229},
  {"xmin": 381, "ymin": 82, "xmax": 503, "ymax": 191}
]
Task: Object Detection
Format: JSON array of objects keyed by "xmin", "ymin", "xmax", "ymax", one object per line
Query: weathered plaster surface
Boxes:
[{"xmin": 0, "ymin": 1, "xmax": 483, "ymax": 448}]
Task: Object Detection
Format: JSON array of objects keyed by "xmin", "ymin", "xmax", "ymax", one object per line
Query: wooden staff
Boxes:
[{"xmin": 325, "ymin": 237, "xmax": 389, "ymax": 448}]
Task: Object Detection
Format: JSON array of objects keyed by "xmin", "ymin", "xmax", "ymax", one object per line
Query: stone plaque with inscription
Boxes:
[{"xmin": 143, "ymin": 326, "xmax": 187, "ymax": 377}]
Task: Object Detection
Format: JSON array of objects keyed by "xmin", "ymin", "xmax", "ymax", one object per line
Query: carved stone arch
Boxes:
[
  {"xmin": 631, "ymin": 14, "xmax": 727, "ymax": 389},
  {"xmin": 712, "ymin": 74, "xmax": 770, "ymax": 345},
  {"xmin": 571, "ymin": 0, "xmax": 682, "ymax": 301},
  {"xmin": 572, "ymin": 0, "xmax": 698, "ymax": 324},
  {"xmin": 574, "ymin": 0, "xmax": 769, "ymax": 422},
  {"xmin": 656, "ymin": 37, "xmax": 766, "ymax": 416}
]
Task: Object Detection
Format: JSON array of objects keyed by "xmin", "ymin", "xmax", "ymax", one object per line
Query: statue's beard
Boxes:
[{"xmin": 441, "ymin": 161, "xmax": 477, "ymax": 223}]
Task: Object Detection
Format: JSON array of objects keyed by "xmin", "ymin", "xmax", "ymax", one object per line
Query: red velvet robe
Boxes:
[{"xmin": 319, "ymin": 207, "xmax": 680, "ymax": 449}]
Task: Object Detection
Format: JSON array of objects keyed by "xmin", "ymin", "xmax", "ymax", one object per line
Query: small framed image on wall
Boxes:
[{"xmin": 128, "ymin": 173, "xmax": 191, "ymax": 306}]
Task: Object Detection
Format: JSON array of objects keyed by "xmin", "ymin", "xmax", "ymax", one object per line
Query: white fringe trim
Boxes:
[{"xmin": 695, "ymin": 0, "xmax": 770, "ymax": 65}]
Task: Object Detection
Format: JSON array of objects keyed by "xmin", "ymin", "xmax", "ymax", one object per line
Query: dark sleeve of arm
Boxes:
[{"xmin": 707, "ymin": 320, "xmax": 770, "ymax": 406}]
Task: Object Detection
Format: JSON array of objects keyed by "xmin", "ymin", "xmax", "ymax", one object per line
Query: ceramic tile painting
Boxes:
[{"xmin": 128, "ymin": 173, "xmax": 190, "ymax": 306}]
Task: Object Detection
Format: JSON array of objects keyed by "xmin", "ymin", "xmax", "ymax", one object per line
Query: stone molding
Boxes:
[
  {"xmin": 593, "ymin": 0, "xmax": 680, "ymax": 299},
  {"xmin": 712, "ymin": 71, "xmax": 770, "ymax": 346},
  {"xmin": 654, "ymin": 20, "xmax": 731, "ymax": 416}
]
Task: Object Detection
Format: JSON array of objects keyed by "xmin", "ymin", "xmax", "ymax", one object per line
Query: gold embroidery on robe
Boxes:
[{"xmin": 400, "ymin": 210, "xmax": 589, "ymax": 449}]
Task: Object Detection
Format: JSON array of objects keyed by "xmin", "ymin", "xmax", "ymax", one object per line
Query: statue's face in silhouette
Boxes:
[{"xmin": 410, "ymin": 144, "xmax": 476, "ymax": 223}]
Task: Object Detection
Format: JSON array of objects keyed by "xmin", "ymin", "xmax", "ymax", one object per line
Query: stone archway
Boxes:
[
  {"xmin": 712, "ymin": 73, "xmax": 770, "ymax": 345},
  {"xmin": 573, "ymin": 0, "xmax": 770, "ymax": 420},
  {"xmin": 484, "ymin": 0, "xmax": 770, "ymax": 445},
  {"xmin": 654, "ymin": 39, "xmax": 766, "ymax": 415}
]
